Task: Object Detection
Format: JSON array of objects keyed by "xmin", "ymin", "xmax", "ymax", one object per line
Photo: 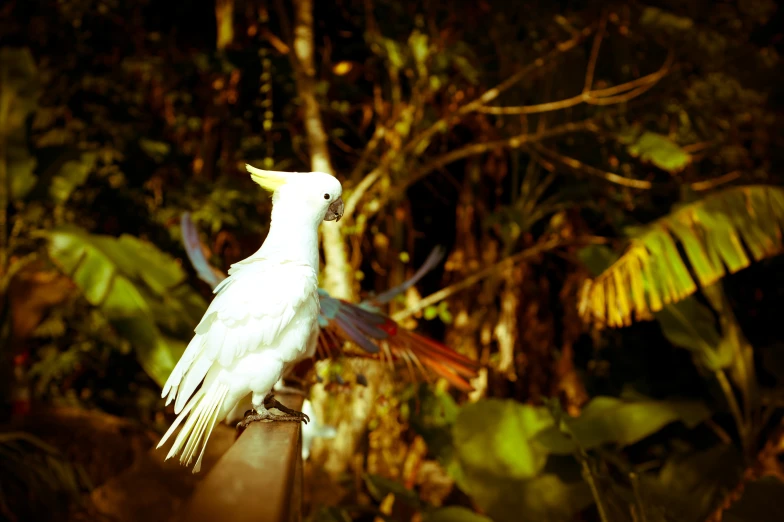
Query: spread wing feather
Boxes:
[{"xmin": 161, "ymin": 259, "xmax": 315, "ymax": 413}]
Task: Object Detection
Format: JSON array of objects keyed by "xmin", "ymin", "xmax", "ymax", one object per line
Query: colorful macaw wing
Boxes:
[{"xmin": 179, "ymin": 212, "xmax": 479, "ymax": 390}]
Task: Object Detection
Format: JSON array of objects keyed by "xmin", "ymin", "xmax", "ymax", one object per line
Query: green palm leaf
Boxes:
[
  {"xmin": 45, "ymin": 225, "xmax": 208, "ymax": 385},
  {"xmin": 579, "ymin": 185, "xmax": 784, "ymax": 328}
]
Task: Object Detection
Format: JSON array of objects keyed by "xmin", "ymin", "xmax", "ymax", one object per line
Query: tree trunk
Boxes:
[
  {"xmin": 289, "ymin": 0, "xmax": 381, "ymax": 485},
  {"xmin": 290, "ymin": 0, "xmax": 352, "ymax": 300}
]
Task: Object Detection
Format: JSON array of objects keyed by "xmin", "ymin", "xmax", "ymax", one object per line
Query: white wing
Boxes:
[{"xmin": 161, "ymin": 258, "xmax": 316, "ymax": 413}]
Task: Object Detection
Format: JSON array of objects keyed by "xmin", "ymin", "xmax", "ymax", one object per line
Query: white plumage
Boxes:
[{"xmin": 156, "ymin": 166, "xmax": 343, "ymax": 472}]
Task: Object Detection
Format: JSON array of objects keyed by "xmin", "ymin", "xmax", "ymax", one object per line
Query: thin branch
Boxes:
[
  {"xmin": 343, "ymin": 166, "xmax": 383, "ymax": 222},
  {"xmin": 477, "ymin": 93, "xmax": 588, "ymax": 115},
  {"xmin": 348, "ymin": 25, "xmax": 596, "ymax": 220},
  {"xmin": 583, "ymin": 12, "xmax": 607, "ymax": 93},
  {"xmin": 272, "ymin": 0, "xmax": 292, "ymax": 44},
  {"xmin": 349, "ymin": 125, "xmax": 385, "ymax": 183},
  {"xmin": 342, "ymin": 125, "xmax": 389, "ymax": 223},
  {"xmin": 533, "ymin": 143, "xmax": 653, "ymax": 189},
  {"xmin": 535, "ymin": 142, "xmax": 741, "ymax": 192},
  {"xmin": 400, "ymin": 26, "xmax": 596, "ymax": 157},
  {"xmin": 288, "ymin": 0, "xmax": 352, "ymax": 299},
  {"xmin": 409, "ymin": 119, "xmax": 596, "ymax": 187},
  {"xmin": 392, "ymin": 236, "xmax": 608, "ymax": 321},
  {"xmin": 477, "ymin": 50, "xmax": 673, "ymax": 115},
  {"xmin": 588, "ymin": 50, "xmax": 673, "ymax": 97},
  {"xmin": 690, "ymin": 170, "xmax": 741, "ymax": 191}
]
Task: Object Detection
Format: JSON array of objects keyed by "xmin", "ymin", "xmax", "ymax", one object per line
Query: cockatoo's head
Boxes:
[{"xmin": 246, "ymin": 164, "xmax": 344, "ymax": 223}]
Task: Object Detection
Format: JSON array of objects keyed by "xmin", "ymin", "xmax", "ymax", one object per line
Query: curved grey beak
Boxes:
[{"xmin": 324, "ymin": 196, "xmax": 344, "ymax": 222}]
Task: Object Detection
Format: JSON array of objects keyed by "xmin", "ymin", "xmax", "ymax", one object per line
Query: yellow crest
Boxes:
[{"xmin": 245, "ymin": 164, "xmax": 289, "ymax": 192}]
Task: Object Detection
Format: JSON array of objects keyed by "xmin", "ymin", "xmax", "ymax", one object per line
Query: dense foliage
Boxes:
[{"xmin": 1, "ymin": 0, "xmax": 783, "ymax": 521}]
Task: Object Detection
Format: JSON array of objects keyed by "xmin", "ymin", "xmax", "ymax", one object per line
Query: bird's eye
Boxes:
[{"xmin": 323, "ymin": 193, "xmax": 330, "ymax": 200}]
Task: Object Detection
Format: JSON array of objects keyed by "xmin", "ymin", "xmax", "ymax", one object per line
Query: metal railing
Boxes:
[{"xmin": 178, "ymin": 394, "xmax": 304, "ymax": 522}]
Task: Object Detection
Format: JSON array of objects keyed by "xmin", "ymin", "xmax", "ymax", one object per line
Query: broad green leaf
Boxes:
[
  {"xmin": 423, "ymin": 507, "xmax": 492, "ymax": 522},
  {"xmin": 627, "ymin": 132, "xmax": 690, "ymax": 173},
  {"xmin": 449, "ymin": 399, "xmax": 591, "ymax": 521},
  {"xmin": 534, "ymin": 396, "xmax": 711, "ymax": 454},
  {"xmin": 49, "ymin": 152, "xmax": 97, "ymax": 204},
  {"xmin": 0, "ymin": 47, "xmax": 40, "ymax": 200},
  {"xmin": 655, "ymin": 297, "xmax": 733, "ymax": 370},
  {"xmin": 112, "ymin": 235, "xmax": 189, "ymax": 294},
  {"xmin": 581, "ymin": 186, "xmax": 784, "ymax": 328},
  {"xmin": 45, "ymin": 225, "xmax": 206, "ymax": 385},
  {"xmin": 453, "ymin": 399, "xmax": 552, "ymax": 480}
]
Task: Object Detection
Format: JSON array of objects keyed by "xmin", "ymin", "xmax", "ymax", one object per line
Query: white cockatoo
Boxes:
[{"xmin": 156, "ymin": 164, "xmax": 344, "ymax": 473}]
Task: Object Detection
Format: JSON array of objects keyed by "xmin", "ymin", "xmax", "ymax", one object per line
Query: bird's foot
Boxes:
[
  {"xmin": 235, "ymin": 398, "xmax": 309, "ymax": 431},
  {"xmin": 264, "ymin": 394, "xmax": 310, "ymax": 424},
  {"xmin": 236, "ymin": 409, "xmax": 274, "ymax": 430}
]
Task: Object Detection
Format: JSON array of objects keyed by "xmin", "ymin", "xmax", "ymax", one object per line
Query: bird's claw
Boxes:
[
  {"xmin": 264, "ymin": 394, "xmax": 310, "ymax": 424},
  {"xmin": 236, "ymin": 410, "xmax": 273, "ymax": 430},
  {"xmin": 235, "ymin": 396, "xmax": 309, "ymax": 431}
]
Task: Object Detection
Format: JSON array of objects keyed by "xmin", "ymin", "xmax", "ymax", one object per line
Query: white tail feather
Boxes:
[{"xmin": 156, "ymin": 381, "xmax": 230, "ymax": 473}]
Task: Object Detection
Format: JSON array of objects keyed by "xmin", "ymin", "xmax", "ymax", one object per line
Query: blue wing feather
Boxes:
[
  {"xmin": 361, "ymin": 246, "xmax": 445, "ymax": 309},
  {"xmin": 178, "ymin": 213, "xmax": 476, "ymax": 387},
  {"xmin": 180, "ymin": 212, "xmax": 226, "ymax": 289}
]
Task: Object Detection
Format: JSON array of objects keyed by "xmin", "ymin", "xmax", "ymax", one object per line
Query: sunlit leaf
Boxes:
[
  {"xmin": 534, "ymin": 396, "xmax": 711, "ymax": 454},
  {"xmin": 332, "ymin": 61, "xmax": 353, "ymax": 76},
  {"xmin": 409, "ymin": 31, "xmax": 429, "ymax": 67},
  {"xmin": 382, "ymin": 38, "xmax": 405, "ymax": 69},
  {"xmin": 626, "ymin": 132, "xmax": 691, "ymax": 173},
  {"xmin": 139, "ymin": 138, "xmax": 170, "ymax": 163},
  {"xmin": 49, "ymin": 152, "xmax": 97, "ymax": 204},
  {"xmin": 640, "ymin": 7, "xmax": 694, "ymax": 32},
  {"xmin": 448, "ymin": 400, "xmax": 593, "ymax": 521},
  {"xmin": 453, "ymin": 399, "xmax": 552, "ymax": 480},
  {"xmin": 580, "ymin": 186, "xmax": 784, "ymax": 328}
]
